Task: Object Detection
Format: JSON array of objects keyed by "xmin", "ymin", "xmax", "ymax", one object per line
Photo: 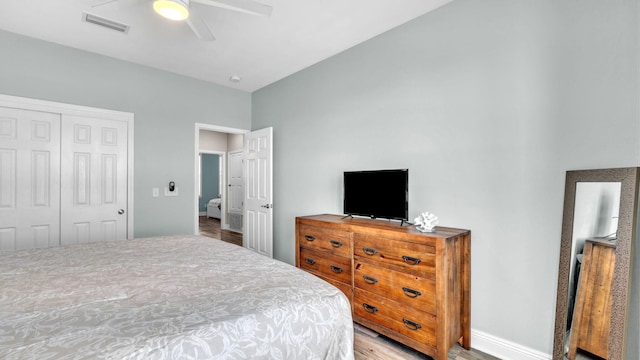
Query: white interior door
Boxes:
[
  {"xmin": 0, "ymin": 107, "xmax": 61, "ymax": 250},
  {"xmin": 227, "ymin": 150, "xmax": 244, "ymax": 232},
  {"xmin": 60, "ymin": 114, "xmax": 128, "ymax": 245},
  {"xmin": 243, "ymin": 127, "xmax": 272, "ymax": 257}
]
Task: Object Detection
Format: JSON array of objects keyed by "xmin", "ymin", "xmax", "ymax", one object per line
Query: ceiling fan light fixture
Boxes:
[{"xmin": 153, "ymin": 0, "xmax": 189, "ymax": 21}]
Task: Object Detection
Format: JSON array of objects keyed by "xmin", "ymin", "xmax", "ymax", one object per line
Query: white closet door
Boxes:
[
  {"xmin": 60, "ymin": 114, "xmax": 128, "ymax": 245},
  {"xmin": 0, "ymin": 107, "xmax": 61, "ymax": 250}
]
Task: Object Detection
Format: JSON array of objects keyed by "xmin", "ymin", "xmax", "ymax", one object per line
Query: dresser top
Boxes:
[
  {"xmin": 297, "ymin": 214, "xmax": 470, "ymax": 240},
  {"xmin": 586, "ymin": 238, "xmax": 617, "ymax": 248}
]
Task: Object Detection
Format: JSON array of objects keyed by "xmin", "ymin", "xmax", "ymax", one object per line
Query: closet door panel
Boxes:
[
  {"xmin": 0, "ymin": 107, "xmax": 61, "ymax": 250},
  {"xmin": 0, "ymin": 149, "xmax": 16, "ymax": 209},
  {"xmin": 60, "ymin": 115, "xmax": 127, "ymax": 245}
]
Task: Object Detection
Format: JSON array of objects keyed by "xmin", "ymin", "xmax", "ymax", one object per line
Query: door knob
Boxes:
[
  {"xmin": 118, "ymin": 209, "xmax": 125, "ymax": 215},
  {"xmin": 260, "ymin": 204, "xmax": 272, "ymax": 209}
]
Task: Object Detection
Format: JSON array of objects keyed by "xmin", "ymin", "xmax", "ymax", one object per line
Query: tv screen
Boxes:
[{"xmin": 343, "ymin": 169, "xmax": 408, "ymax": 221}]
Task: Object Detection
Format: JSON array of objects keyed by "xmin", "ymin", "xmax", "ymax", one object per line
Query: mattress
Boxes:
[
  {"xmin": 0, "ymin": 236, "xmax": 354, "ymax": 359},
  {"xmin": 207, "ymin": 198, "xmax": 222, "ymax": 219},
  {"xmin": 208, "ymin": 198, "xmax": 222, "ymax": 206}
]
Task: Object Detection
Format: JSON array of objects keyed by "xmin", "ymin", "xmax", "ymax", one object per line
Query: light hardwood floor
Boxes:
[
  {"xmin": 354, "ymin": 324, "xmax": 499, "ymax": 360},
  {"xmin": 198, "ymin": 216, "xmax": 243, "ymax": 246}
]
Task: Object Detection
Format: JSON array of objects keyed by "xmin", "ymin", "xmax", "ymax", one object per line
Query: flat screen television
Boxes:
[{"xmin": 343, "ymin": 169, "xmax": 408, "ymax": 222}]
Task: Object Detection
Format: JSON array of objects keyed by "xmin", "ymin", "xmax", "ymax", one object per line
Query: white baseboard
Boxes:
[
  {"xmin": 471, "ymin": 329, "xmax": 551, "ymax": 360},
  {"xmin": 199, "ymin": 212, "xmax": 206, "ymax": 216}
]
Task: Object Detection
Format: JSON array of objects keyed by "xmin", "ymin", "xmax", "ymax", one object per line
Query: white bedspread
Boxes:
[{"xmin": 0, "ymin": 236, "xmax": 354, "ymax": 359}]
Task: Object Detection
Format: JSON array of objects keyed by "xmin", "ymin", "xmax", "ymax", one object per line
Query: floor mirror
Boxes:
[{"xmin": 553, "ymin": 167, "xmax": 639, "ymax": 360}]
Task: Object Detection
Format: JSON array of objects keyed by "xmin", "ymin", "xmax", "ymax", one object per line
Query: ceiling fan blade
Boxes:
[
  {"xmin": 92, "ymin": 0, "xmax": 145, "ymax": 9},
  {"xmin": 91, "ymin": 0, "xmax": 119, "ymax": 7},
  {"xmin": 191, "ymin": 0, "xmax": 272, "ymax": 17},
  {"xmin": 186, "ymin": 13, "xmax": 216, "ymax": 41}
]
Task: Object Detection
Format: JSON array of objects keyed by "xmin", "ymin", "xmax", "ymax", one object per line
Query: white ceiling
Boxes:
[{"xmin": 0, "ymin": 0, "xmax": 453, "ymax": 92}]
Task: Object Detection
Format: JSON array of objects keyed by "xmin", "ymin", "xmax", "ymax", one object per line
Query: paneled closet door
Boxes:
[
  {"xmin": 0, "ymin": 107, "xmax": 61, "ymax": 250},
  {"xmin": 60, "ymin": 114, "xmax": 128, "ymax": 245}
]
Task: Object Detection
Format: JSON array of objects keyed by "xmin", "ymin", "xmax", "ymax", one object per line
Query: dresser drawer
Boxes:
[
  {"xmin": 354, "ymin": 261, "xmax": 435, "ymax": 315},
  {"xmin": 298, "ymin": 224, "xmax": 353, "ymax": 258},
  {"xmin": 299, "ymin": 247, "xmax": 352, "ymax": 284},
  {"xmin": 354, "ymin": 289, "xmax": 436, "ymax": 347},
  {"xmin": 354, "ymin": 234, "xmax": 435, "ymax": 278}
]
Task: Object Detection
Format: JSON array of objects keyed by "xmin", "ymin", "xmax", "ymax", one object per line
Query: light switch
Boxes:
[{"xmin": 152, "ymin": 188, "xmax": 159, "ymax": 197}]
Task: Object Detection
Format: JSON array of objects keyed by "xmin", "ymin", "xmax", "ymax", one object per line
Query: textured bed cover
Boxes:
[{"xmin": 0, "ymin": 236, "xmax": 354, "ymax": 359}]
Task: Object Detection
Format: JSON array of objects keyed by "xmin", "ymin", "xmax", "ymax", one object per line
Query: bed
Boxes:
[
  {"xmin": 206, "ymin": 198, "xmax": 222, "ymax": 219},
  {"xmin": 0, "ymin": 235, "xmax": 354, "ymax": 359}
]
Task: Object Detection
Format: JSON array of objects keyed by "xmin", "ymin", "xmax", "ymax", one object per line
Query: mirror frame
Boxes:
[{"xmin": 553, "ymin": 167, "xmax": 639, "ymax": 360}]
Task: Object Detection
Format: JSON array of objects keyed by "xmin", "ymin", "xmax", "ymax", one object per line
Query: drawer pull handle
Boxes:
[
  {"xmin": 402, "ymin": 287, "xmax": 422, "ymax": 298},
  {"xmin": 363, "ymin": 275, "xmax": 378, "ymax": 284},
  {"xmin": 330, "ymin": 265, "xmax": 343, "ymax": 274},
  {"xmin": 304, "ymin": 235, "xmax": 316, "ymax": 242},
  {"xmin": 363, "ymin": 303, "xmax": 378, "ymax": 314},
  {"xmin": 363, "ymin": 247, "xmax": 378, "ymax": 256},
  {"xmin": 330, "ymin": 240, "xmax": 343, "ymax": 248},
  {"xmin": 403, "ymin": 318, "xmax": 422, "ymax": 331},
  {"xmin": 305, "ymin": 257, "xmax": 316, "ymax": 265},
  {"xmin": 402, "ymin": 255, "xmax": 421, "ymax": 265}
]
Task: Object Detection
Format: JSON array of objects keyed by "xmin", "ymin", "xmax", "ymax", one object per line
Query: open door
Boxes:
[{"xmin": 243, "ymin": 127, "xmax": 273, "ymax": 258}]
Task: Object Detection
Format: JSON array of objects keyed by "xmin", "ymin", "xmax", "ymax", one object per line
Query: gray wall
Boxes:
[
  {"xmin": 0, "ymin": 29, "xmax": 251, "ymax": 237},
  {"xmin": 252, "ymin": 0, "xmax": 639, "ymax": 355},
  {"xmin": 199, "ymin": 154, "xmax": 221, "ymax": 213}
]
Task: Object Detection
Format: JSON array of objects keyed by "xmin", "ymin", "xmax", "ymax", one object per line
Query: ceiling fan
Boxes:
[{"xmin": 91, "ymin": 0, "xmax": 272, "ymax": 41}]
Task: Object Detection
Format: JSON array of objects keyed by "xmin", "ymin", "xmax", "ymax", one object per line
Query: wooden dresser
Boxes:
[
  {"xmin": 295, "ymin": 214, "xmax": 471, "ymax": 360},
  {"xmin": 568, "ymin": 238, "xmax": 616, "ymax": 359}
]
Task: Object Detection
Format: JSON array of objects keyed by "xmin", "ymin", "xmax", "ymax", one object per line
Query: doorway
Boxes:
[{"xmin": 194, "ymin": 123, "xmax": 247, "ymax": 246}]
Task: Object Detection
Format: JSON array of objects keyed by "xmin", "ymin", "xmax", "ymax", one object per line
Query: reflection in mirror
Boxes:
[
  {"xmin": 553, "ymin": 168, "xmax": 639, "ymax": 360},
  {"xmin": 565, "ymin": 182, "xmax": 621, "ymax": 359}
]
